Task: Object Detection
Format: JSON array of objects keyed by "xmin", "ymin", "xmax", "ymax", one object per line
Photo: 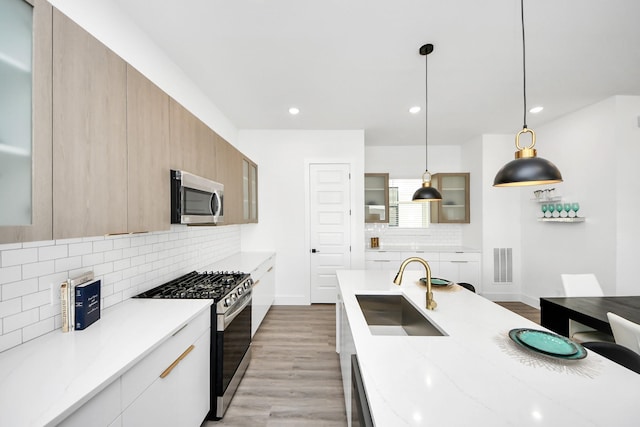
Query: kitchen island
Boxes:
[{"xmin": 337, "ymin": 269, "xmax": 640, "ymax": 426}]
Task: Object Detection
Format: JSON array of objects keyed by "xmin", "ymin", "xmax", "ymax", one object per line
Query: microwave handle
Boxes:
[{"xmin": 210, "ymin": 192, "xmax": 220, "ymax": 216}]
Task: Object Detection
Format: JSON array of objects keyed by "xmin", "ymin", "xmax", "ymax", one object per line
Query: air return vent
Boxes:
[{"xmin": 493, "ymin": 248, "xmax": 513, "ymax": 284}]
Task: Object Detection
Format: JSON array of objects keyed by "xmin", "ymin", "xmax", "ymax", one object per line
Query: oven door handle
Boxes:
[{"xmin": 221, "ymin": 291, "xmax": 252, "ymax": 330}]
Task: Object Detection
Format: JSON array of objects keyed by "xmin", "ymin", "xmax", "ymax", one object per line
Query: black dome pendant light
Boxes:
[
  {"xmin": 412, "ymin": 43, "xmax": 443, "ymax": 202},
  {"xmin": 493, "ymin": 0, "xmax": 563, "ymax": 187}
]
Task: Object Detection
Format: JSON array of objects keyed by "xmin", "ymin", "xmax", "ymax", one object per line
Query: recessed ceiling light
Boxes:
[
  {"xmin": 288, "ymin": 107, "xmax": 300, "ymax": 115},
  {"xmin": 409, "ymin": 106, "xmax": 421, "ymax": 114},
  {"xmin": 529, "ymin": 106, "xmax": 544, "ymax": 114}
]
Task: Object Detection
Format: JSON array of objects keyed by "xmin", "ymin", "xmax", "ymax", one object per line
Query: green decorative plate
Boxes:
[
  {"xmin": 419, "ymin": 277, "xmax": 452, "ymax": 286},
  {"xmin": 508, "ymin": 328, "xmax": 587, "ymax": 360}
]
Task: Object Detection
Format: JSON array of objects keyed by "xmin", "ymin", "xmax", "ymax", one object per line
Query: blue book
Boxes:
[{"xmin": 75, "ymin": 279, "xmax": 101, "ymax": 330}]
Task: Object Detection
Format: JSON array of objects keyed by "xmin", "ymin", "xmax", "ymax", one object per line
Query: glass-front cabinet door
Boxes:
[
  {"xmin": 0, "ymin": 0, "xmax": 33, "ymax": 226},
  {"xmin": 431, "ymin": 173, "xmax": 470, "ymax": 223},
  {"xmin": 364, "ymin": 173, "xmax": 389, "ymax": 223}
]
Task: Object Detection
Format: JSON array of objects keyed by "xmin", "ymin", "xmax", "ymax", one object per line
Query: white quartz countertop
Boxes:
[
  {"xmin": 365, "ymin": 245, "xmax": 479, "ymax": 252},
  {"xmin": 0, "ymin": 298, "xmax": 211, "ymax": 427},
  {"xmin": 337, "ymin": 269, "xmax": 640, "ymax": 426},
  {"xmin": 202, "ymin": 251, "xmax": 275, "ymax": 273}
]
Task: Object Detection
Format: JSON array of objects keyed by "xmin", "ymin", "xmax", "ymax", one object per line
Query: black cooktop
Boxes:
[{"xmin": 134, "ymin": 271, "xmax": 249, "ymax": 301}]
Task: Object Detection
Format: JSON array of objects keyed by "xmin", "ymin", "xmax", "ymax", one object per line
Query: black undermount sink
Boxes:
[{"xmin": 356, "ymin": 294, "xmax": 447, "ymax": 336}]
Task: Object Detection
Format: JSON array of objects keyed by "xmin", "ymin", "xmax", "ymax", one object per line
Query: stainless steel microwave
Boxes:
[{"xmin": 171, "ymin": 170, "xmax": 224, "ymax": 225}]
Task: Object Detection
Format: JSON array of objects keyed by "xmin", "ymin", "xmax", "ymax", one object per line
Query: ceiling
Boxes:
[{"xmin": 112, "ymin": 0, "xmax": 640, "ymax": 146}]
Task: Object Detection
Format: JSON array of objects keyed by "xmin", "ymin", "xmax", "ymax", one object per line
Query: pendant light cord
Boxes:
[
  {"xmin": 521, "ymin": 0, "xmax": 528, "ymax": 129},
  {"xmin": 424, "ymin": 47, "xmax": 429, "ymax": 172}
]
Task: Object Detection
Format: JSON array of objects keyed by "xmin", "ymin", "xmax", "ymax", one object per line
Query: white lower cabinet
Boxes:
[
  {"xmin": 59, "ymin": 378, "xmax": 121, "ymax": 427},
  {"xmin": 364, "ymin": 251, "xmax": 401, "ymax": 270},
  {"xmin": 439, "ymin": 252, "xmax": 481, "ymax": 287},
  {"xmin": 60, "ymin": 308, "xmax": 211, "ymax": 427},
  {"xmin": 336, "ymin": 292, "xmax": 355, "ymax": 425},
  {"xmin": 121, "ymin": 330, "xmax": 210, "ymax": 427},
  {"xmin": 251, "ymin": 254, "xmax": 276, "ymax": 336}
]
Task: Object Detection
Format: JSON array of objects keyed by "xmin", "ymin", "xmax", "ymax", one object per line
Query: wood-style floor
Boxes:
[
  {"xmin": 206, "ymin": 304, "xmax": 346, "ymax": 427},
  {"xmin": 205, "ymin": 301, "xmax": 539, "ymax": 427}
]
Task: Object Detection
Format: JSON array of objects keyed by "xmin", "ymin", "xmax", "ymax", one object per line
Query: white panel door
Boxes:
[{"xmin": 310, "ymin": 163, "xmax": 351, "ymax": 303}]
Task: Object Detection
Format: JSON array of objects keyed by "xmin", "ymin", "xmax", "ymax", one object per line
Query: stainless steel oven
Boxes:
[{"xmin": 214, "ymin": 285, "xmax": 252, "ymax": 419}]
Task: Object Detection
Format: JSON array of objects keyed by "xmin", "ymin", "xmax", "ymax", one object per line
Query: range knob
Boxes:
[
  {"xmin": 224, "ymin": 297, "xmax": 232, "ymax": 307},
  {"xmin": 237, "ymin": 287, "xmax": 244, "ymax": 295}
]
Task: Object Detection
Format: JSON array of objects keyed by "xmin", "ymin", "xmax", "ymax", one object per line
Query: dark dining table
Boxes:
[{"xmin": 539, "ymin": 296, "xmax": 640, "ymax": 337}]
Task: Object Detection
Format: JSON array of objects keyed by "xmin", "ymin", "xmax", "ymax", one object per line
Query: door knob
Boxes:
[{"xmin": 311, "ymin": 249, "xmax": 319, "ymax": 253}]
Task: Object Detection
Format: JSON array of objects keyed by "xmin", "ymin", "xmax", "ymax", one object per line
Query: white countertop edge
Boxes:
[
  {"xmin": 365, "ymin": 245, "xmax": 480, "ymax": 252},
  {"xmin": 0, "ymin": 298, "xmax": 212, "ymax": 427}
]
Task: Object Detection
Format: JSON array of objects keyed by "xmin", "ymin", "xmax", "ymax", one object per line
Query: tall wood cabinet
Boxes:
[
  {"xmin": 364, "ymin": 173, "xmax": 389, "ymax": 223},
  {"xmin": 169, "ymin": 99, "xmax": 216, "ymax": 181},
  {"xmin": 214, "ymin": 137, "xmax": 243, "ymax": 224},
  {"xmin": 52, "ymin": 9, "xmax": 128, "ymax": 238},
  {"xmin": 126, "ymin": 66, "xmax": 171, "ymax": 233},
  {"xmin": 0, "ymin": 0, "xmax": 53, "ymax": 244},
  {"xmin": 431, "ymin": 173, "xmax": 470, "ymax": 224}
]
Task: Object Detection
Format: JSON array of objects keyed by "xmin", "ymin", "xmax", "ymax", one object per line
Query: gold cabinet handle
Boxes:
[
  {"xmin": 253, "ymin": 280, "xmax": 261, "ymax": 287},
  {"xmin": 160, "ymin": 345, "xmax": 195, "ymax": 379},
  {"xmin": 267, "ymin": 267, "xmax": 273, "ymax": 273}
]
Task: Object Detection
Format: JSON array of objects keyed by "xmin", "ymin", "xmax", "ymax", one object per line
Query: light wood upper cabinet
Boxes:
[
  {"xmin": 214, "ymin": 136, "xmax": 243, "ymax": 224},
  {"xmin": 169, "ymin": 99, "xmax": 215, "ymax": 180},
  {"xmin": 0, "ymin": 0, "xmax": 53, "ymax": 244},
  {"xmin": 126, "ymin": 66, "xmax": 171, "ymax": 233},
  {"xmin": 431, "ymin": 172, "xmax": 470, "ymax": 224},
  {"xmin": 52, "ymin": 10, "xmax": 128, "ymax": 238},
  {"xmin": 242, "ymin": 157, "xmax": 258, "ymax": 223}
]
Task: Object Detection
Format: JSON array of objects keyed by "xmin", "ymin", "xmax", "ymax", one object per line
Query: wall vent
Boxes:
[{"xmin": 493, "ymin": 248, "xmax": 513, "ymax": 284}]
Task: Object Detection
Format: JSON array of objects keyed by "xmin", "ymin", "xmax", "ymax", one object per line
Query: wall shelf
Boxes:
[{"xmin": 538, "ymin": 217, "xmax": 585, "ymax": 223}]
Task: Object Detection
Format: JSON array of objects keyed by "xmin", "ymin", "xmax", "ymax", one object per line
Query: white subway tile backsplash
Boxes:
[
  {"xmin": 68, "ymin": 242, "xmax": 93, "ymax": 257},
  {"xmin": 0, "ymin": 266, "xmax": 22, "ymax": 286},
  {"xmin": 0, "ymin": 298, "xmax": 21, "ymax": 318},
  {"xmin": 0, "ymin": 330, "xmax": 21, "ymax": 353},
  {"xmin": 22, "ymin": 261, "xmax": 55, "ymax": 280},
  {"xmin": 22, "ymin": 290, "xmax": 50, "ymax": 311},
  {"xmin": 4, "ymin": 308, "xmax": 39, "ymax": 333},
  {"xmin": 2, "ymin": 248, "xmax": 38, "ymax": 267},
  {"xmin": 93, "ymin": 240, "xmax": 114, "ymax": 253},
  {"xmin": 81, "ymin": 252, "xmax": 104, "ymax": 268},
  {"xmin": 3, "ymin": 278, "xmax": 38, "ymax": 300},
  {"xmin": 38, "ymin": 245, "xmax": 68, "ymax": 261},
  {"xmin": 55, "ymin": 256, "xmax": 83, "ymax": 273},
  {"xmin": 22, "ymin": 318, "xmax": 55, "ymax": 342},
  {"xmin": 0, "ymin": 224, "xmax": 241, "ymax": 353}
]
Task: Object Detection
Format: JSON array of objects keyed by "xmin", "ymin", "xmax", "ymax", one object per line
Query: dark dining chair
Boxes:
[
  {"xmin": 457, "ymin": 282, "xmax": 476, "ymax": 293},
  {"xmin": 582, "ymin": 341, "xmax": 640, "ymax": 374}
]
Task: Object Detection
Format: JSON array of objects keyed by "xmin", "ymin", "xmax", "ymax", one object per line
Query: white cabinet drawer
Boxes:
[
  {"xmin": 251, "ymin": 254, "xmax": 275, "ymax": 280},
  {"xmin": 59, "ymin": 378, "xmax": 121, "ymax": 427},
  {"xmin": 364, "ymin": 251, "xmax": 402, "ymax": 261},
  {"xmin": 439, "ymin": 252, "xmax": 480, "ymax": 262},
  {"xmin": 121, "ymin": 329, "xmax": 210, "ymax": 427},
  {"xmin": 121, "ymin": 309, "xmax": 210, "ymax": 409}
]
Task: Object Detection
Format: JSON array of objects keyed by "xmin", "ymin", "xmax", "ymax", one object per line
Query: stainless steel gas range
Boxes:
[{"xmin": 135, "ymin": 271, "xmax": 252, "ymax": 420}]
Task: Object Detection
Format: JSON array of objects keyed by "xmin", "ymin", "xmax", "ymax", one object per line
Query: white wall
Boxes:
[
  {"xmin": 365, "ymin": 145, "xmax": 462, "ymax": 176},
  {"xmin": 237, "ymin": 130, "xmax": 365, "ymax": 305},
  {"xmin": 520, "ymin": 96, "xmax": 640, "ymax": 302},
  {"xmin": 614, "ymin": 96, "xmax": 640, "ymax": 295},
  {"xmin": 48, "ymin": 0, "xmax": 238, "ymax": 145},
  {"xmin": 480, "ymin": 134, "xmax": 524, "ymax": 301},
  {"xmin": 461, "ymin": 136, "xmax": 483, "ymax": 249}
]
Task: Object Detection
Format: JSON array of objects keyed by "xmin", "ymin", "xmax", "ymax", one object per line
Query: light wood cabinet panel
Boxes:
[
  {"xmin": 169, "ymin": 99, "xmax": 215, "ymax": 180},
  {"xmin": 214, "ymin": 136, "xmax": 243, "ymax": 224},
  {"xmin": 126, "ymin": 66, "xmax": 171, "ymax": 233},
  {"xmin": 52, "ymin": 10, "xmax": 128, "ymax": 238},
  {"xmin": 242, "ymin": 157, "xmax": 258, "ymax": 223},
  {"xmin": 365, "ymin": 173, "xmax": 389, "ymax": 223},
  {"xmin": 0, "ymin": 0, "xmax": 52, "ymax": 244},
  {"xmin": 431, "ymin": 173, "xmax": 470, "ymax": 224}
]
